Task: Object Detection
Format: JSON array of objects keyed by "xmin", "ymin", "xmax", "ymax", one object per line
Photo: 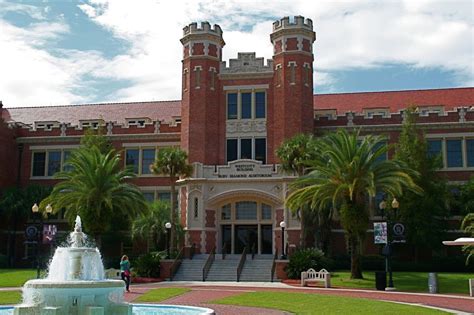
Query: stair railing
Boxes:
[
  {"xmin": 169, "ymin": 246, "xmax": 184, "ymax": 281},
  {"xmin": 190, "ymin": 243, "xmax": 196, "ymax": 260},
  {"xmin": 202, "ymin": 246, "xmax": 216, "ymax": 281},
  {"xmin": 236, "ymin": 247, "xmax": 247, "ymax": 282},
  {"xmin": 271, "ymin": 249, "xmax": 278, "ymax": 282},
  {"xmin": 251, "ymin": 243, "xmax": 256, "ymax": 260},
  {"xmin": 221, "ymin": 242, "xmax": 227, "ymax": 260}
]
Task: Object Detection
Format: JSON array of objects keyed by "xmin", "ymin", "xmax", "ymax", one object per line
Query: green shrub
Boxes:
[
  {"xmin": 0, "ymin": 255, "xmax": 8, "ymax": 268},
  {"xmin": 286, "ymin": 248, "xmax": 333, "ymax": 279},
  {"xmin": 134, "ymin": 252, "xmax": 161, "ymax": 278}
]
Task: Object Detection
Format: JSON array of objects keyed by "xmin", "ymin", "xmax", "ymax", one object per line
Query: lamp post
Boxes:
[
  {"xmin": 386, "ymin": 198, "xmax": 399, "ymax": 290},
  {"xmin": 279, "ymin": 221, "xmax": 287, "ymax": 259},
  {"xmin": 31, "ymin": 203, "xmax": 53, "ymax": 279},
  {"xmin": 165, "ymin": 222, "xmax": 172, "ymax": 259}
]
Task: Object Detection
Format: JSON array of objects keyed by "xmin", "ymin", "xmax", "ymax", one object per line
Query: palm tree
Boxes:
[
  {"xmin": 286, "ymin": 129, "xmax": 420, "ymax": 279},
  {"xmin": 40, "ymin": 146, "xmax": 147, "ymax": 246},
  {"xmin": 461, "ymin": 212, "xmax": 474, "ymax": 264},
  {"xmin": 276, "ymin": 133, "xmax": 320, "ymax": 248},
  {"xmin": 150, "ymin": 147, "xmax": 192, "ymax": 253}
]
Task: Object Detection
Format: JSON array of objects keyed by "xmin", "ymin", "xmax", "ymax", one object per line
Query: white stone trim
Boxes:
[
  {"xmin": 30, "ymin": 144, "xmax": 80, "ymax": 150},
  {"xmin": 223, "ymin": 84, "xmax": 269, "ymax": 91},
  {"xmin": 122, "ymin": 142, "xmax": 179, "ymax": 147}
]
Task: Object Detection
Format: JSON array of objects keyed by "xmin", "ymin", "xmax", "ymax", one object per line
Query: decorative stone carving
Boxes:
[
  {"xmin": 154, "ymin": 120, "xmax": 161, "ymax": 134},
  {"xmin": 221, "ymin": 52, "xmax": 273, "ymax": 74},
  {"xmin": 60, "ymin": 123, "xmax": 67, "ymax": 137},
  {"xmin": 459, "ymin": 107, "xmax": 466, "ymax": 123},
  {"xmin": 106, "ymin": 122, "xmax": 113, "ymax": 135},
  {"xmin": 347, "ymin": 112, "xmax": 354, "ymax": 127},
  {"xmin": 226, "ymin": 120, "xmax": 267, "ymax": 135}
]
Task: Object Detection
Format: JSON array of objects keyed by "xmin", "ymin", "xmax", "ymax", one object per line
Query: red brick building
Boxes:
[{"xmin": 1, "ymin": 16, "xmax": 473, "ymax": 263}]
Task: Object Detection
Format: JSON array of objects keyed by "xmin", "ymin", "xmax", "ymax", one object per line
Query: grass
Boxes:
[
  {"xmin": 213, "ymin": 291, "xmax": 448, "ymax": 315},
  {"xmin": 330, "ymin": 271, "xmax": 474, "ymax": 295},
  {"xmin": 0, "ymin": 269, "xmax": 36, "ymax": 288},
  {"xmin": 133, "ymin": 288, "xmax": 191, "ymax": 303},
  {"xmin": 0, "ymin": 291, "xmax": 22, "ymax": 305}
]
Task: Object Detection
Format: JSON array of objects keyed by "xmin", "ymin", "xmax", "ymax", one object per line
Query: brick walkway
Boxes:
[{"xmin": 124, "ymin": 282, "xmax": 474, "ymax": 314}]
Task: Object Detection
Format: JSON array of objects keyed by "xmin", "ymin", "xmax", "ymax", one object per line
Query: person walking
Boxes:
[{"xmin": 120, "ymin": 255, "xmax": 131, "ymax": 292}]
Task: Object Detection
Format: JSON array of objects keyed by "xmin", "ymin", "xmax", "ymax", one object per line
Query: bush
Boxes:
[
  {"xmin": 0, "ymin": 254, "xmax": 8, "ymax": 268},
  {"xmin": 286, "ymin": 248, "xmax": 333, "ymax": 279},
  {"xmin": 134, "ymin": 252, "xmax": 162, "ymax": 278}
]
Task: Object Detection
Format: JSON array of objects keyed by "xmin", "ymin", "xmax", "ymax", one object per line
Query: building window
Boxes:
[
  {"xmin": 241, "ymin": 92, "xmax": 252, "ymax": 119},
  {"xmin": 427, "ymin": 140, "xmax": 442, "ymax": 158},
  {"xmin": 255, "ymin": 138, "xmax": 266, "ymax": 164},
  {"xmin": 194, "ymin": 197, "xmax": 199, "ymax": 219},
  {"xmin": 194, "ymin": 66, "xmax": 201, "ymax": 88},
  {"xmin": 446, "ymin": 139, "xmax": 463, "ymax": 168},
  {"xmin": 227, "ymin": 93, "xmax": 238, "ymax": 120},
  {"xmin": 303, "ymin": 64, "xmax": 310, "ymax": 85},
  {"xmin": 143, "ymin": 192, "xmax": 155, "ymax": 202},
  {"xmin": 240, "ymin": 138, "xmax": 252, "ymax": 159},
  {"xmin": 255, "ymin": 92, "xmax": 266, "ymax": 119},
  {"xmin": 141, "ymin": 149, "xmax": 156, "ymax": 175},
  {"xmin": 183, "ymin": 69, "xmax": 188, "ymax": 90},
  {"xmin": 32, "ymin": 152, "xmax": 46, "ymax": 177},
  {"xmin": 261, "ymin": 203, "xmax": 272, "ymax": 220},
  {"xmin": 372, "ymin": 141, "xmax": 387, "ymax": 163},
  {"xmin": 209, "ymin": 68, "xmax": 216, "ymax": 90},
  {"xmin": 467, "ymin": 139, "xmax": 474, "ymax": 167},
  {"xmin": 289, "ymin": 62, "xmax": 296, "ymax": 84},
  {"xmin": 221, "ymin": 204, "xmax": 231, "ymax": 220},
  {"xmin": 47, "ymin": 151, "xmax": 61, "ymax": 176},
  {"xmin": 276, "ymin": 65, "xmax": 282, "ymax": 86},
  {"xmin": 125, "ymin": 149, "xmax": 140, "ymax": 174},
  {"xmin": 236, "ymin": 201, "xmax": 257, "ymax": 220},
  {"xmin": 157, "ymin": 192, "xmax": 171, "ymax": 202},
  {"xmin": 226, "ymin": 139, "xmax": 238, "ymax": 162},
  {"xmin": 32, "ymin": 150, "xmax": 73, "ymax": 178}
]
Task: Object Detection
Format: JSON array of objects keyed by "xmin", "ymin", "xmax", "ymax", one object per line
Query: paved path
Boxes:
[{"xmin": 124, "ymin": 282, "xmax": 474, "ymax": 314}]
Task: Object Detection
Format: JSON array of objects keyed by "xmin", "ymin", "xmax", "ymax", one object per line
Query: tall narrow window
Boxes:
[
  {"xmin": 141, "ymin": 149, "xmax": 156, "ymax": 175},
  {"xmin": 183, "ymin": 69, "xmax": 188, "ymax": 90},
  {"xmin": 194, "ymin": 197, "xmax": 199, "ymax": 219},
  {"xmin": 210, "ymin": 68, "xmax": 216, "ymax": 90},
  {"xmin": 261, "ymin": 204, "xmax": 272, "ymax": 220},
  {"xmin": 226, "ymin": 139, "xmax": 238, "ymax": 162},
  {"xmin": 125, "ymin": 149, "xmax": 140, "ymax": 174},
  {"xmin": 221, "ymin": 204, "xmax": 231, "ymax": 220},
  {"xmin": 241, "ymin": 92, "xmax": 252, "ymax": 119},
  {"xmin": 32, "ymin": 152, "xmax": 46, "ymax": 177},
  {"xmin": 303, "ymin": 65, "xmax": 310, "ymax": 85},
  {"xmin": 276, "ymin": 65, "xmax": 282, "ymax": 86},
  {"xmin": 240, "ymin": 138, "xmax": 252, "ymax": 159},
  {"xmin": 255, "ymin": 138, "xmax": 266, "ymax": 164},
  {"xmin": 194, "ymin": 66, "xmax": 201, "ymax": 88},
  {"xmin": 467, "ymin": 139, "xmax": 474, "ymax": 167},
  {"xmin": 227, "ymin": 93, "xmax": 237, "ymax": 120},
  {"xmin": 289, "ymin": 62, "xmax": 296, "ymax": 84},
  {"xmin": 63, "ymin": 151, "xmax": 73, "ymax": 172},
  {"xmin": 47, "ymin": 151, "xmax": 61, "ymax": 176},
  {"xmin": 446, "ymin": 139, "xmax": 463, "ymax": 168},
  {"xmin": 255, "ymin": 92, "xmax": 266, "ymax": 119}
]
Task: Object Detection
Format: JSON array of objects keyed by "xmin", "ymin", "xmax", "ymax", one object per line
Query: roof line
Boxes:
[
  {"xmin": 5, "ymin": 99, "xmax": 181, "ymax": 110},
  {"xmin": 314, "ymin": 87, "xmax": 474, "ymax": 96}
]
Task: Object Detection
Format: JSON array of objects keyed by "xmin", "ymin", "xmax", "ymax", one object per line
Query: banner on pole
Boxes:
[{"xmin": 374, "ymin": 222, "xmax": 388, "ymax": 244}]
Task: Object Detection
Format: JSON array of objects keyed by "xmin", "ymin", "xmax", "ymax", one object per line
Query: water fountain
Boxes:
[
  {"xmin": 14, "ymin": 216, "xmax": 130, "ymax": 315},
  {"xmin": 5, "ymin": 216, "xmax": 214, "ymax": 315}
]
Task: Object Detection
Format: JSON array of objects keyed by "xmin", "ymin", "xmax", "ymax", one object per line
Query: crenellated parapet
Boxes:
[
  {"xmin": 181, "ymin": 21, "xmax": 225, "ymax": 59},
  {"xmin": 220, "ymin": 53, "xmax": 273, "ymax": 75},
  {"xmin": 272, "ymin": 16, "xmax": 313, "ymax": 32},
  {"xmin": 270, "ymin": 15, "xmax": 316, "ymax": 54},
  {"xmin": 183, "ymin": 21, "xmax": 223, "ymax": 37}
]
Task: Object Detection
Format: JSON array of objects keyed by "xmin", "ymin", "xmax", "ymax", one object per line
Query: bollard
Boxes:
[
  {"xmin": 428, "ymin": 272, "xmax": 438, "ymax": 294},
  {"xmin": 469, "ymin": 279, "xmax": 474, "ymax": 297}
]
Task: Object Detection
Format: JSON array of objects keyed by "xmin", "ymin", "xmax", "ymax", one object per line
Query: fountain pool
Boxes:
[{"xmin": 10, "ymin": 215, "xmax": 214, "ymax": 315}]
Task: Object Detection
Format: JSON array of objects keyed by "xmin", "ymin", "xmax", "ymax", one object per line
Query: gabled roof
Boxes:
[
  {"xmin": 2, "ymin": 100, "xmax": 181, "ymax": 126},
  {"xmin": 313, "ymin": 87, "xmax": 474, "ymax": 114}
]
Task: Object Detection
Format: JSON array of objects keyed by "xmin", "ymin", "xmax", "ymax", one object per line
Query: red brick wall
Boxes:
[
  {"xmin": 205, "ymin": 209, "xmax": 215, "ymax": 228},
  {"xmin": 0, "ymin": 120, "xmax": 17, "ymax": 189},
  {"xmin": 205, "ymin": 231, "xmax": 216, "ymax": 253}
]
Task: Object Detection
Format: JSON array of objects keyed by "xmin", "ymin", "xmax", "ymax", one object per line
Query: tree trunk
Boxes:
[
  {"xmin": 170, "ymin": 180, "xmax": 176, "ymax": 255},
  {"xmin": 300, "ymin": 210, "xmax": 305, "ymax": 248},
  {"xmin": 350, "ymin": 235, "xmax": 363, "ymax": 279}
]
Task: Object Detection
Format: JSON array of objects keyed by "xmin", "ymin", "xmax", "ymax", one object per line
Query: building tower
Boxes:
[
  {"xmin": 270, "ymin": 16, "xmax": 316, "ymax": 154},
  {"xmin": 180, "ymin": 22, "xmax": 225, "ymax": 164}
]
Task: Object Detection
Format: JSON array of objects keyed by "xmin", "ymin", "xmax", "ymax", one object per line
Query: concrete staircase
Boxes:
[
  {"xmin": 239, "ymin": 255, "xmax": 275, "ymax": 282},
  {"xmin": 205, "ymin": 255, "xmax": 240, "ymax": 281},
  {"xmin": 172, "ymin": 254, "xmax": 208, "ymax": 281}
]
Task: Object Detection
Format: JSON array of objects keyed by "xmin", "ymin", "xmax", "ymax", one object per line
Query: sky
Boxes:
[{"xmin": 0, "ymin": 0, "xmax": 473, "ymax": 108}]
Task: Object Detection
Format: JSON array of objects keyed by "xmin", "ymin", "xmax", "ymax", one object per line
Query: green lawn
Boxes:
[
  {"xmin": 213, "ymin": 291, "xmax": 448, "ymax": 315},
  {"xmin": 133, "ymin": 288, "xmax": 190, "ymax": 303},
  {"xmin": 330, "ymin": 271, "xmax": 474, "ymax": 295},
  {"xmin": 0, "ymin": 291, "xmax": 22, "ymax": 305},
  {"xmin": 0, "ymin": 269, "xmax": 36, "ymax": 288}
]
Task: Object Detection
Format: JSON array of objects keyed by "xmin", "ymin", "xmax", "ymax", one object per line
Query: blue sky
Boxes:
[{"xmin": 0, "ymin": 0, "xmax": 472, "ymax": 107}]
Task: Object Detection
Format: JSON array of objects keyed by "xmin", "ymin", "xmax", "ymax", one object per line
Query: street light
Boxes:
[
  {"xmin": 165, "ymin": 222, "xmax": 172, "ymax": 259},
  {"xmin": 387, "ymin": 198, "xmax": 399, "ymax": 290},
  {"xmin": 31, "ymin": 203, "xmax": 53, "ymax": 279},
  {"xmin": 279, "ymin": 221, "xmax": 287, "ymax": 259}
]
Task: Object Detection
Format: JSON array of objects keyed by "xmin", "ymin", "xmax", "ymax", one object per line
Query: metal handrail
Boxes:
[
  {"xmin": 190, "ymin": 243, "xmax": 196, "ymax": 260},
  {"xmin": 251, "ymin": 243, "xmax": 256, "ymax": 260},
  {"xmin": 236, "ymin": 247, "xmax": 247, "ymax": 282},
  {"xmin": 271, "ymin": 249, "xmax": 278, "ymax": 282},
  {"xmin": 202, "ymin": 247, "xmax": 216, "ymax": 281},
  {"xmin": 169, "ymin": 246, "xmax": 184, "ymax": 281},
  {"xmin": 221, "ymin": 242, "xmax": 227, "ymax": 260}
]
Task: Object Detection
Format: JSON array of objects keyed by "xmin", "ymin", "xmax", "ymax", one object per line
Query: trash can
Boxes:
[
  {"xmin": 428, "ymin": 272, "xmax": 438, "ymax": 293},
  {"xmin": 375, "ymin": 271, "xmax": 387, "ymax": 291}
]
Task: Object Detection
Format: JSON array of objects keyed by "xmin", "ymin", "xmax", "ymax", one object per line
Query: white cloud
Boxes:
[{"xmin": 1, "ymin": 0, "xmax": 473, "ymax": 107}]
